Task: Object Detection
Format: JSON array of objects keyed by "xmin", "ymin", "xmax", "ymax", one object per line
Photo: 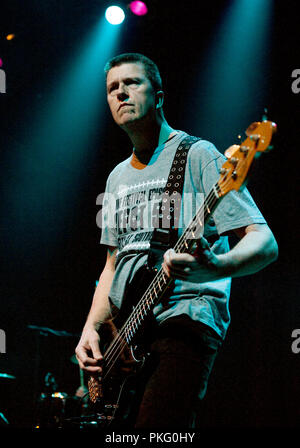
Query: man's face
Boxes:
[{"xmin": 106, "ymin": 62, "xmax": 157, "ymax": 128}]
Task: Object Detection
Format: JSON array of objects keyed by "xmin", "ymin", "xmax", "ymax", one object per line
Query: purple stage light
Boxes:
[{"xmin": 129, "ymin": 1, "xmax": 148, "ymax": 16}]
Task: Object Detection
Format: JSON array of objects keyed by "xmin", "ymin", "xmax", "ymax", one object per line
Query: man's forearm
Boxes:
[
  {"xmin": 84, "ymin": 267, "xmax": 115, "ymax": 330},
  {"xmin": 219, "ymin": 225, "xmax": 278, "ymax": 278}
]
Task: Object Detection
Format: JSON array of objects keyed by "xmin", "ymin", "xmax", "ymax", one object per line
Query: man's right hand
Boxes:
[
  {"xmin": 75, "ymin": 326, "xmax": 103, "ymax": 374},
  {"xmin": 75, "ymin": 247, "xmax": 117, "ymax": 375}
]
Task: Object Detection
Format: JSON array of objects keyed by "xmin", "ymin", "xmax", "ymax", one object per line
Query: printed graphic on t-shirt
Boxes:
[
  {"xmin": 109, "ymin": 178, "xmax": 167, "ymax": 253},
  {"xmin": 100, "ymin": 177, "xmax": 206, "ymax": 255}
]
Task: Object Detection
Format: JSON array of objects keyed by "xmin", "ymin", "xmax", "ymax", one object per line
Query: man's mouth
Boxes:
[{"xmin": 118, "ymin": 103, "xmax": 134, "ymax": 111}]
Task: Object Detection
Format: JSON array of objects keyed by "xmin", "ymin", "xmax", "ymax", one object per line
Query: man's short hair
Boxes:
[{"xmin": 104, "ymin": 53, "xmax": 162, "ymax": 92}]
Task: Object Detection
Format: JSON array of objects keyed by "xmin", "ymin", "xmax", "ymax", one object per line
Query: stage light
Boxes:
[
  {"xmin": 0, "ymin": 58, "xmax": 3, "ymax": 68},
  {"xmin": 129, "ymin": 1, "xmax": 148, "ymax": 16},
  {"xmin": 3, "ymin": 15, "xmax": 122, "ymax": 261},
  {"xmin": 6, "ymin": 34, "xmax": 15, "ymax": 41},
  {"xmin": 189, "ymin": 0, "xmax": 273, "ymax": 150},
  {"xmin": 105, "ymin": 6, "xmax": 125, "ymax": 25}
]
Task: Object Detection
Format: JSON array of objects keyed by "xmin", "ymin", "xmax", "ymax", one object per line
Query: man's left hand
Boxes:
[{"xmin": 162, "ymin": 237, "xmax": 227, "ymax": 283}]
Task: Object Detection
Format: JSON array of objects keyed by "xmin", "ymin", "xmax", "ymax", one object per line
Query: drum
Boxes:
[{"xmin": 34, "ymin": 392, "xmax": 68, "ymax": 428}]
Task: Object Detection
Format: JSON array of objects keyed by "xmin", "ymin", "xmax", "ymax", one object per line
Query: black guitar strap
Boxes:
[{"xmin": 147, "ymin": 135, "xmax": 201, "ymax": 270}]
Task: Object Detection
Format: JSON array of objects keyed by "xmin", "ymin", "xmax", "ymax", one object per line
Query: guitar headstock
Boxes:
[{"xmin": 217, "ymin": 120, "xmax": 277, "ymax": 197}]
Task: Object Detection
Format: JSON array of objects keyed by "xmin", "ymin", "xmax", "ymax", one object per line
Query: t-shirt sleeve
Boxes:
[{"xmin": 200, "ymin": 145, "xmax": 267, "ymax": 236}]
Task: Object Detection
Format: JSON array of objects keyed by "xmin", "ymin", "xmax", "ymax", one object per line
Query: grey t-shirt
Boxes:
[{"xmin": 100, "ymin": 131, "xmax": 266, "ymax": 339}]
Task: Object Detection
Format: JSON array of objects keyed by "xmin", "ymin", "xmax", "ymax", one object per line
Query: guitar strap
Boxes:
[{"xmin": 147, "ymin": 135, "xmax": 201, "ymax": 270}]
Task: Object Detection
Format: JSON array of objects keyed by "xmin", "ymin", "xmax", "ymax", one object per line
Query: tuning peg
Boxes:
[
  {"xmin": 240, "ymin": 145, "xmax": 249, "ymax": 153},
  {"xmin": 246, "ymin": 122, "xmax": 260, "ymax": 137},
  {"xmin": 229, "ymin": 157, "xmax": 238, "ymax": 166},
  {"xmin": 250, "ymin": 134, "xmax": 260, "ymax": 141}
]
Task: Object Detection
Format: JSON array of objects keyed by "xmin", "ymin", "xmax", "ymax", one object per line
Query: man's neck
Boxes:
[{"xmin": 126, "ymin": 119, "xmax": 177, "ymax": 164}]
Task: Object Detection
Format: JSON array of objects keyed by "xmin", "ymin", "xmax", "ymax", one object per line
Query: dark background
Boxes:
[{"xmin": 0, "ymin": 0, "xmax": 299, "ymax": 429}]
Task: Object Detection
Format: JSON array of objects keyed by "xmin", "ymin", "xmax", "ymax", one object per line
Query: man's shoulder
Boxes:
[
  {"xmin": 107, "ymin": 156, "xmax": 131, "ymax": 179},
  {"xmin": 187, "ymin": 136, "xmax": 225, "ymax": 168}
]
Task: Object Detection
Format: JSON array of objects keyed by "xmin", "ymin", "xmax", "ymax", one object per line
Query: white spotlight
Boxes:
[{"xmin": 105, "ymin": 6, "xmax": 125, "ymax": 25}]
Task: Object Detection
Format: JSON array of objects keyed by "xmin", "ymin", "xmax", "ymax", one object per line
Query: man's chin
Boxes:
[{"xmin": 119, "ymin": 115, "xmax": 139, "ymax": 129}]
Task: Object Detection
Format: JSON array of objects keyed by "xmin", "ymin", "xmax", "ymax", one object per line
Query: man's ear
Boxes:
[{"xmin": 156, "ymin": 91, "xmax": 164, "ymax": 109}]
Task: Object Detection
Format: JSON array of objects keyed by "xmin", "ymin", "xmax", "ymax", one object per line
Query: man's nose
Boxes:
[{"xmin": 117, "ymin": 84, "xmax": 129, "ymax": 101}]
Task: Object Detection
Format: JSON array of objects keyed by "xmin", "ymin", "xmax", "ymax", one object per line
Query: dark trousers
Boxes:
[{"xmin": 124, "ymin": 314, "xmax": 222, "ymax": 429}]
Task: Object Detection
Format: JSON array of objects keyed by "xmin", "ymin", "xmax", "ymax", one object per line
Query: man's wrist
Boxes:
[
  {"xmin": 84, "ymin": 319, "xmax": 101, "ymax": 332},
  {"xmin": 217, "ymin": 253, "xmax": 237, "ymax": 278}
]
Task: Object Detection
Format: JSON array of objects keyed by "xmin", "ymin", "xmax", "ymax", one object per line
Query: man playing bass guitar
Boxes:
[{"xmin": 75, "ymin": 53, "xmax": 278, "ymax": 428}]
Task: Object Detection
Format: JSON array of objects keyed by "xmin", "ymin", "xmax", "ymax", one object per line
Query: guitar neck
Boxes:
[{"xmin": 174, "ymin": 183, "xmax": 220, "ymax": 254}]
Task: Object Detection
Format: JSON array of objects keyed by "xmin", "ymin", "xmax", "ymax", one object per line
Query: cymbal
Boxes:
[
  {"xmin": 70, "ymin": 354, "xmax": 79, "ymax": 365},
  {"xmin": 27, "ymin": 325, "xmax": 79, "ymax": 338},
  {"xmin": 0, "ymin": 373, "xmax": 16, "ymax": 379}
]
